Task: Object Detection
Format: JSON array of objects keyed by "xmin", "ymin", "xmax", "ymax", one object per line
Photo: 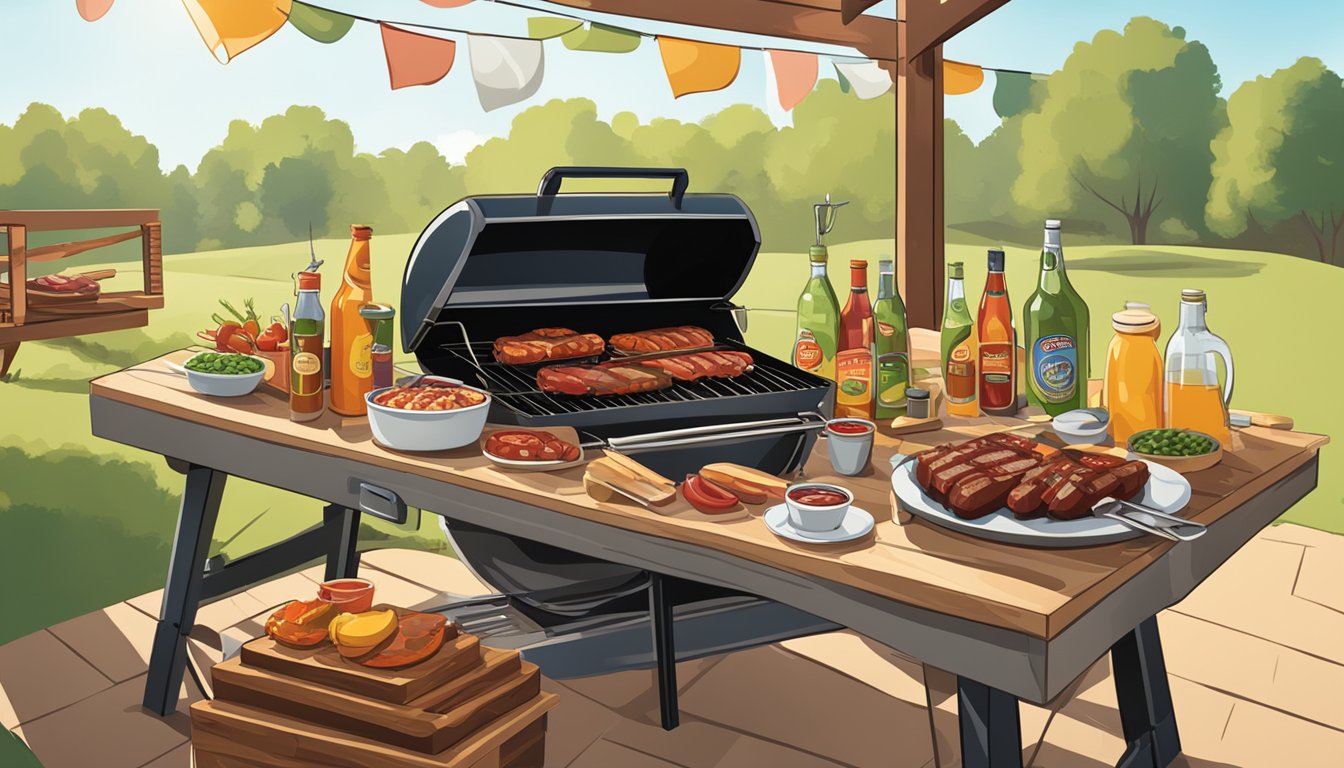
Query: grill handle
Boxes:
[
  {"xmin": 605, "ymin": 413, "xmax": 826, "ymax": 453},
  {"xmin": 537, "ymin": 167, "xmax": 689, "ymax": 208}
]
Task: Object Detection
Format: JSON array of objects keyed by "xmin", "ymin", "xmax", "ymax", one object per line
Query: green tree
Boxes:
[
  {"xmin": 259, "ymin": 151, "xmax": 336, "ymax": 239},
  {"xmin": 1013, "ymin": 17, "xmax": 1226, "ymax": 244},
  {"xmin": 1206, "ymin": 57, "xmax": 1344, "ymax": 264}
]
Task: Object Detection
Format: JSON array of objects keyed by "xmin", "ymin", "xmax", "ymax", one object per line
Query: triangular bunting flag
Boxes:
[
  {"xmin": 419, "ymin": 0, "xmax": 474, "ymax": 7},
  {"xmin": 767, "ymin": 49, "xmax": 818, "ymax": 111},
  {"xmin": 992, "ymin": 70, "xmax": 1035, "ymax": 118},
  {"xmin": 943, "ymin": 60, "xmax": 985, "ymax": 95},
  {"xmin": 527, "ymin": 17, "xmax": 582, "ymax": 39},
  {"xmin": 469, "ymin": 35, "xmax": 545, "ymax": 112},
  {"xmin": 657, "ymin": 37, "xmax": 740, "ymax": 98},
  {"xmin": 289, "ymin": 1, "xmax": 354, "ymax": 44},
  {"xmin": 562, "ymin": 23, "xmax": 640, "ymax": 53},
  {"xmin": 381, "ymin": 23, "xmax": 457, "ymax": 89},
  {"xmin": 836, "ymin": 67, "xmax": 851, "ymax": 93},
  {"xmin": 182, "ymin": 0, "xmax": 292, "ymax": 63},
  {"xmin": 76, "ymin": 0, "xmax": 114, "ymax": 22},
  {"xmin": 833, "ymin": 59, "xmax": 890, "ymax": 99}
]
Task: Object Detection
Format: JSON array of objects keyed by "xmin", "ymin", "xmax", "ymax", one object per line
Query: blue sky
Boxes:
[{"xmin": 1, "ymin": 0, "xmax": 1340, "ymax": 170}]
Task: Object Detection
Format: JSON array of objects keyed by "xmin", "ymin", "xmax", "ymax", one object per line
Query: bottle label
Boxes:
[
  {"xmin": 946, "ymin": 344, "xmax": 977, "ymax": 404},
  {"xmin": 794, "ymin": 334, "xmax": 824, "ymax": 371},
  {"xmin": 836, "ymin": 348, "xmax": 874, "ymax": 400},
  {"xmin": 291, "ymin": 348, "xmax": 323, "ymax": 398},
  {"xmin": 350, "ymin": 332, "xmax": 373, "ymax": 378},
  {"xmin": 877, "ymin": 352, "xmax": 909, "ymax": 407},
  {"xmin": 980, "ymin": 342, "xmax": 1014, "ymax": 383},
  {"xmin": 1032, "ymin": 334, "xmax": 1077, "ymax": 403},
  {"xmin": 877, "ymin": 321, "xmax": 896, "ymax": 337}
]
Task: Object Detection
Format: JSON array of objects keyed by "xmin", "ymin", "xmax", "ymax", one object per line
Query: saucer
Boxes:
[{"xmin": 763, "ymin": 504, "xmax": 875, "ymax": 544}]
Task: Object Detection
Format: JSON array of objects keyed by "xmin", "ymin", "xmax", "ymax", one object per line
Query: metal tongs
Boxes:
[{"xmin": 1093, "ymin": 498, "xmax": 1207, "ymax": 542}]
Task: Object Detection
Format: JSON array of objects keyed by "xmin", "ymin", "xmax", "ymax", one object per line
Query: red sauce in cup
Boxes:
[
  {"xmin": 788, "ymin": 488, "xmax": 849, "ymax": 506},
  {"xmin": 827, "ymin": 421, "xmax": 874, "ymax": 435}
]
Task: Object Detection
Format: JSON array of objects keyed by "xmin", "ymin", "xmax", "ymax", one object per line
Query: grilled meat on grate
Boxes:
[
  {"xmin": 609, "ymin": 326, "xmax": 715, "ymax": 354},
  {"xmin": 537, "ymin": 351, "xmax": 755, "ymax": 397},
  {"xmin": 493, "ymin": 327, "xmax": 605, "ymax": 365}
]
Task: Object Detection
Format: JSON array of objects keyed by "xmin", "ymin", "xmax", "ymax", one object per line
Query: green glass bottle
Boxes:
[
  {"xmin": 792, "ymin": 196, "xmax": 847, "ymax": 386},
  {"xmin": 873, "ymin": 259, "xmax": 910, "ymax": 419},
  {"xmin": 1023, "ymin": 220, "xmax": 1090, "ymax": 415},
  {"xmin": 940, "ymin": 262, "xmax": 978, "ymax": 418}
]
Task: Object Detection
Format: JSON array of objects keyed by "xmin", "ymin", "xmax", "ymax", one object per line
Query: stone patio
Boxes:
[{"xmin": 4, "ymin": 524, "xmax": 1343, "ymax": 767}]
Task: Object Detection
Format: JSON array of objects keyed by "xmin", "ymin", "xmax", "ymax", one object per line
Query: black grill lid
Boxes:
[{"xmin": 401, "ymin": 167, "xmax": 761, "ymax": 353}]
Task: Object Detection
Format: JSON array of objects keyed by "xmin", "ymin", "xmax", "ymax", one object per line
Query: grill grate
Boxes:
[{"xmin": 440, "ymin": 338, "xmax": 822, "ymax": 419}]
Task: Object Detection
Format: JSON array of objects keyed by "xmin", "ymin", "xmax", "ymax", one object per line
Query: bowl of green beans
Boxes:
[
  {"xmin": 1128, "ymin": 428, "xmax": 1223, "ymax": 473},
  {"xmin": 179, "ymin": 351, "xmax": 267, "ymax": 397}
]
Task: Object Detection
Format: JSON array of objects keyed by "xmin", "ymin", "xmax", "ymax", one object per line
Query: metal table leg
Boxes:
[
  {"xmin": 649, "ymin": 572, "xmax": 679, "ymax": 731},
  {"xmin": 1111, "ymin": 616, "xmax": 1181, "ymax": 768},
  {"xmin": 323, "ymin": 504, "xmax": 362, "ymax": 581},
  {"xmin": 143, "ymin": 465, "xmax": 226, "ymax": 715},
  {"xmin": 957, "ymin": 676, "xmax": 1023, "ymax": 768}
]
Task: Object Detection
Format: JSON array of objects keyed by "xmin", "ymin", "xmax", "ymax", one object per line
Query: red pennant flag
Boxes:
[
  {"xmin": 76, "ymin": 0, "xmax": 115, "ymax": 22},
  {"xmin": 767, "ymin": 50, "xmax": 818, "ymax": 111},
  {"xmin": 419, "ymin": 0, "xmax": 474, "ymax": 7},
  {"xmin": 380, "ymin": 23, "xmax": 458, "ymax": 90}
]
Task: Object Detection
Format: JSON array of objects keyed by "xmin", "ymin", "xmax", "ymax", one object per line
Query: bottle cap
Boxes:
[
  {"xmin": 948, "ymin": 261, "xmax": 964, "ymax": 279},
  {"xmin": 351, "ymin": 225, "xmax": 373, "ymax": 241},
  {"xmin": 987, "ymin": 249, "xmax": 1005, "ymax": 271},
  {"xmin": 850, "ymin": 259, "xmax": 867, "ymax": 269},
  {"xmin": 1112, "ymin": 303, "xmax": 1159, "ymax": 334},
  {"xmin": 906, "ymin": 388, "xmax": 930, "ymax": 400},
  {"xmin": 1045, "ymin": 219, "xmax": 1061, "ymax": 230},
  {"xmin": 297, "ymin": 271, "xmax": 321, "ymax": 290},
  {"xmin": 878, "ymin": 259, "xmax": 893, "ymax": 273},
  {"xmin": 808, "ymin": 245, "xmax": 828, "ymax": 262},
  {"xmin": 1181, "ymin": 288, "xmax": 1206, "ymax": 303},
  {"xmin": 358, "ymin": 303, "xmax": 396, "ymax": 320}
]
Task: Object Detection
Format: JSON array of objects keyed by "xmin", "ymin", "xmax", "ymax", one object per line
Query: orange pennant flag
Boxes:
[
  {"xmin": 181, "ymin": 0, "xmax": 291, "ymax": 63},
  {"xmin": 381, "ymin": 23, "xmax": 458, "ymax": 90},
  {"xmin": 943, "ymin": 60, "xmax": 985, "ymax": 95},
  {"xmin": 657, "ymin": 37, "xmax": 741, "ymax": 98},
  {"xmin": 77, "ymin": 0, "xmax": 115, "ymax": 22},
  {"xmin": 767, "ymin": 49, "xmax": 818, "ymax": 111}
]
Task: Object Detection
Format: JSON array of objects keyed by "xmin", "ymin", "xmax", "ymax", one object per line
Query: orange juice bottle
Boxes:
[
  {"xmin": 329, "ymin": 225, "xmax": 375, "ymax": 416},
  {"xmin": 1103, "ymin": 302, "xmax": 1163, "ymax": 442},
  {"xmin": 1164, "ymin": 289, "xmax": 1234, "ymax": 443}
]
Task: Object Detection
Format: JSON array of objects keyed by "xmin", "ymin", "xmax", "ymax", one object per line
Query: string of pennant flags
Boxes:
[{"xmin": 77, "ymin": 0, "xmax": 1047, "ymax": 117}]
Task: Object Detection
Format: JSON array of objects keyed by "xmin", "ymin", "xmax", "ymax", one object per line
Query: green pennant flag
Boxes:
[
  {"xmin": 835, "ymin": 64, "xmax": 851, "ymax": 94},
  {"xmin": 289, "ymin": 1, "xmax": 355, "ymax": 44},
  {"xmin": 528, "ymin": 17, "xmax": 582, "ymax": 40},
  {"xmin": 562, "ymin": 23, "xmax": 640, "ymax": 53},
  {"xmin": 992, "ymin": 70, "xmax": 1035, "ymax": 118}
]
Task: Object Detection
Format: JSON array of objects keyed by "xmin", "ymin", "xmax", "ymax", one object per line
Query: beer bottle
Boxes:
[
  {"xmin": 1023, "ymin": 220, "xmax": 1090, "ymax": 415},
  {"xmin": 941, "ymin": 262, "xmax": 978, "ymax": 418}
]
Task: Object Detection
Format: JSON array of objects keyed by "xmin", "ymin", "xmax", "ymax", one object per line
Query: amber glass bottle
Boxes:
[
  {"xmin": 835, "ymin": 260, "xmax": 876, "ymax": 419},
  {"xmin": 977, "ymin": 249, "xmax": 1017, "ymax": 416},
  {"xmin": 330, "ymin": 225, "xmax": 374, "ymax": 415}
]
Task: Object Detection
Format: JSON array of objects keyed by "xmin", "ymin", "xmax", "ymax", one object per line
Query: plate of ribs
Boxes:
[
  {"xmin": 493, "ymin": 327, "xmax": 606, "ymax": 365},
  {"xmin": 891, "ymin": 434, "xmax": 1192, "ymax": 547},
  {"xmin": 537, "ymin": 349, "xmax": 754, "ymax": 397}
]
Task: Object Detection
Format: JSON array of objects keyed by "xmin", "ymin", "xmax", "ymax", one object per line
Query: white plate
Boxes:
[
  {"xmin": 764, "ymin": 504, "xmax": 875, "ymax": 544},
  {"xmin": 889, "ymin": 454, "xmax": 1192, "ymax": 547},
  {"xmin": 483, "ymin": 448, "xmax": 585, "ymax": 472}
]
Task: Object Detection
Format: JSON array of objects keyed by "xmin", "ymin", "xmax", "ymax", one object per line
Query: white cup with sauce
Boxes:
[
  {"xmin": 784, "ymin": 483, "xmax": 853, "ymax": 532},
  {"xmin": 825, "ymin": 418, "xmax": 876, "ymax": 476}
]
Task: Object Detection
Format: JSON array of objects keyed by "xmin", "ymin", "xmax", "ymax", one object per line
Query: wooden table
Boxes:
[{"xmin": 90, "ymin": 351, "xmax": 1328, "ymax": 768}]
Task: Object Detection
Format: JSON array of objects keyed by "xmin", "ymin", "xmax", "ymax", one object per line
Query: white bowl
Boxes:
[
  {"xmin": 784, "ymin": 483, "xmax": 853, "ymax": 533},
  {"xmin": 1051, "ymin": 408, "xmax": 1111, "ymax": 445},
  {"xmin": 182, "ymin": 352, "xmax": 266, "ymax": 397},
  {"xmin": 365, "ymin": 377, "xmax": 491, "ymax": 452}
]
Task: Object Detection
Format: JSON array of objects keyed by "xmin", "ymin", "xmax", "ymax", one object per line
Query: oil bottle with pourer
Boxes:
[{"xmin": 792, "ymin": 195, "xmax": 847, "ymax": 397}]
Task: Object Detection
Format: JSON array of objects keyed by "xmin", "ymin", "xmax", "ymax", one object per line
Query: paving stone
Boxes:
[
  {"xmin": 778, "ymin": 630, "xmax": 928, "ymax": 706},
  {"xmin": 47, "ymin": 601, "xmax": 158, "ymax": 683},
  {"xmin": 139, "ymin": 742, "xmax": 190, "ymax": 768},
  {"xmin": 1260, "ymin": 523, "xmax": 1344, "ymax": 550},
  {"xmin": 1291, "ymin": 539, "xmax": 1344, "ymax": 615},
  {"xmin": 359, "ymin": 548, "xmax": 490, "ymax": 597},
  {"xmin": 678, "ymin": 645, "xmax": 934, "ymax": 768},
  {"xmin": 1160, "ymin": 611, "xmax": 1344, "ymax": 732},
  {"xmin": 1167, "ymin": 676, "xmax": 1344, "ymax": 767},
  {"xmin": 126, "ymin": 590, "xmax": 164, "ymax": 621},
  {"xmin": 555, "ymin": 656, "xmax": 721, "ymax": 720},
  {"xmin": 12, "ymin": 675, "xmax": 192, "ymax": 768},
  {"xmin": 1171, "ymin": 537, "xmax": 1344, "ymax": 664},
  {"xmin": 605, "ymin": 714, "xmax": 848, "ymax": 768},
  {"xmin": 567, "ymin": 738, "xmax": 685, "ymax": 768},
  {"xmin": 541, "ymin": 676, "xmax": 622, "ymax": 768},
  {"xmin": 0, "ymin": 630, "xmax": 111, "ymax": 728},
  {"xmin": 237, "ymin": 571, "xmax": 324, "ymax": 613}
]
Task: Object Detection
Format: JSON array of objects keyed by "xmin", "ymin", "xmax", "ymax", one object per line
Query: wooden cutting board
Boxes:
[
  {"xmin": 240, "ymin": 607, "xmax": 473, "ymax": 704},
  {"xmin": 212, "ymin": 648, "xmax": 539, "ymax": 754}
]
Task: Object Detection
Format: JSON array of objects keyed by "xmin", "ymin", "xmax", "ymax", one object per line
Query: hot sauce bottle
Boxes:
[
  {"xmin": 977, "ymin": 249, "xmax": 1017, "ymax": 416},
  {"xmin": 835, "ymin": 259, "xmax": 876, "ymax": 419},
  {"xmin": 330, "ymin": 225, "xmax": 375, "ymax": 416},
  {"xmin": 289, "ymin": 271, "xmax": 325, "ymax": 422}
]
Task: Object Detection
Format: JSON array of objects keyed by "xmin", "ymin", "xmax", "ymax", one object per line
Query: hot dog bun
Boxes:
[{"xmin": 698, "ymin": 463, "xmax": 788, "ymax": 499}]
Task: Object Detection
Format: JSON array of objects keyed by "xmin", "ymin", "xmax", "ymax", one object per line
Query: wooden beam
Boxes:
[
  {"xmin": 896, "ymin": 32, "xmax": 944, "ymax": 329},
  {"xmin": 0, "ymin": 209, "xmax": 159, "ymax": 232},
  {"xmin": 840, "ymin": 0, "xmax": 884, "ymax": 24},
  {"xmin": 0, "ymin": 309, "xmax": 149, "ymax": 345},
  {"xmin": 6, "ymin": 225, "xmax": 25, "ymax": 327},
  {"xmin": 905, "ymin": 0, "xmax": 1012, "ymax": 59},
  {"xmin": 544, "ymin": 0, "xmax": 899, "ymax": 61},
  {"xmin": 24, "ymin": 228, "xmax": 142, "ymax": 263}
]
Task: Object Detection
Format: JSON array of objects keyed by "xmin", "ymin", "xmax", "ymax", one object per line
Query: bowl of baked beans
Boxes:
[{"xmin": 365, "ymin": 376, "xmax": 491, "ymax": 451}]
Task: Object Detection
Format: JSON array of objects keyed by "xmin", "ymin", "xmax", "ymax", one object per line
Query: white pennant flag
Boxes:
[
  {"xmin": 833, "ymin": 59, "xmax": 892, "ymax": 100},
  {"xmin": 469, "ymin": 35, "xmax": 545, "ymax": 112}
]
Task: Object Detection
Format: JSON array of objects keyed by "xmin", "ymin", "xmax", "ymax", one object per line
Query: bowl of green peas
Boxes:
[
  {"xmin": 1127, "ymin": 428, "xmax": 1223, "ymax": 473},
  {"xmin": 179, "ymin": 351, "xmax": 267, "ymax": 397}
]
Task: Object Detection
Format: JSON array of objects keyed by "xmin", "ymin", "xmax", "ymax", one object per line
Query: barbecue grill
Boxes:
[{"xmin": 402, "ymin": 167, "xmax": 839, "ymax": 676}]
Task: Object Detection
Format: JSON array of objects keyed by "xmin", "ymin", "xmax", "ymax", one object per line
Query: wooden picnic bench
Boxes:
[{"xmin": 89, "ymin": 350, "xmax": 1327, "ymax": 767}]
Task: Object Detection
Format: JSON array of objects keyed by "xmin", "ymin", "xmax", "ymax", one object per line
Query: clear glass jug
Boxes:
[{"xmin": 1164, "ymin": 289, "xmax": 1234, "ymax": 443}]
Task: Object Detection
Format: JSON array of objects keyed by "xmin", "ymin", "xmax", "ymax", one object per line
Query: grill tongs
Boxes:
[{"xmin": 582, "ymin": 413, "xmax": 827, "ymax": 454}]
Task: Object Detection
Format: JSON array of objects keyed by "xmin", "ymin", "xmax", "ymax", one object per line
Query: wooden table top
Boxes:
[{"xmin": 91, "ymin": 351, "xmax": 1328, "ymax": 641}]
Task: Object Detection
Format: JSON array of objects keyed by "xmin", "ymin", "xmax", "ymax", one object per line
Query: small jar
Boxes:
[{"xmin": 906, "ymin": 388, "xmax": 931, "ymax": 419}]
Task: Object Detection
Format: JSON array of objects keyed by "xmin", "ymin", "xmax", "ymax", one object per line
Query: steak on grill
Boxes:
[
  {"xmin": 493, "ymin": 327, "xmax": 605, "ymax": 365},
  {"xmin": 537, "ymin": 364, "xmax": 672, "ymax": 397},
  {"xmin": 609, "ymin": 326, "xmax": 715, "ymax": 354},
  {"xmin": 633, "ymin": 351, "xmax": 753, "ymax": 381}
]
